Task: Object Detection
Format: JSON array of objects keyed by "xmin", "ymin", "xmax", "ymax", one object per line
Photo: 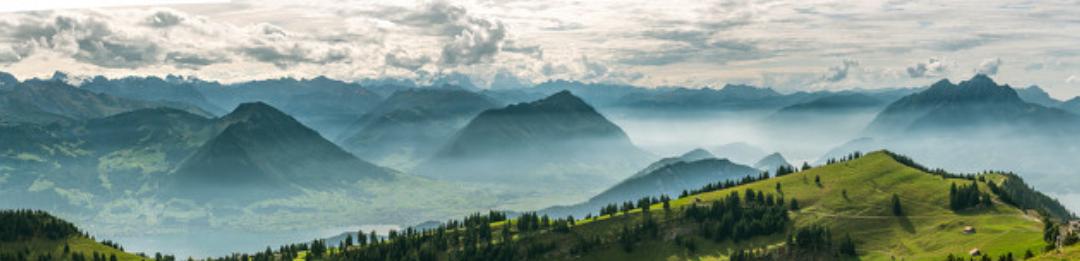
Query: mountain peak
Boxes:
[
  {"xmin": 680, "ymin": 148, "xmax": 715, "ymax": 161},
  {"xmin": 964, "ymin": 73, "xmax": 997, "ymax": 86},
  {"xmin": 226, "ymin": 102, "xmax": 290, "ymax": 120}
]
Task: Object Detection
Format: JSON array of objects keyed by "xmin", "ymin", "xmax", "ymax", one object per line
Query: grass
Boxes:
[{"xmin": 1033, "ymin": 244, "xmax": 1080, "ymax": 260}]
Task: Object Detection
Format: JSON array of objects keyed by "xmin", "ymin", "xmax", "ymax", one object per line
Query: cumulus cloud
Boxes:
[
  {"xmin": 906, "ymin": 58, "xmax": 949, "ymax": 78},
  {"xmin": 823, "ymin": 59, "xmax": 859, "ymax": 82},
  {"xmin": 976, "ymin": 58, "xmax": 1002, "ymax": 75},
  {"xmin": 1068, "ymin": 75, "xmax": 1079, "ymax": 84}
]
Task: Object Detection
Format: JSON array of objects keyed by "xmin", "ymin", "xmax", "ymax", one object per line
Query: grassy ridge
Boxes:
[{"xmin": 661, "ymin": 151, "xmax": 1045, "ymax": 260}]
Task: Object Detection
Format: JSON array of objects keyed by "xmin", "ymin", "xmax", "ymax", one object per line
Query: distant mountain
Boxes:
[
  {"xmin": 710, "ymin": 142, "xmax": 768, "ymax": 165},
  {"xmin": 764, "ymin": 93, "xmax": 884, "ymax": 123},
  {"xmin": 0, "ymin": 71, "xmax": 16, "ymax": 91},
  {"xmin": 0, "ymin": 79, "xmax": 213, "ymax": 124},
  {"xmin": 169, "ymin": 102, "xmax": 395, "ymax": 201},
  {"xmin": 542, "ymin": 150, "xmax": 758, "ymax": 217},
  {"xmin": 417, "ymin": 90, "xmax": 651, "ymax": 184},
  {"xmin": 195, "ymin": 76, "xmax": 384, "ymax": 138},
  {"xmin": 337, "ymin": 89, "xmax": 500, "ymax": 169},
  {"xmin": 612, "ymin": 84, "xmax": 824, "ymax": 111},
  {"xmin": 1016, "ymin": 85, "xmax": 1062, "ymax": 107},
  {"xmin": 753, "ymin": 152, "xmax": 791, "ymax": 172},
  {"xmin": 1060, "ymin": 97, "xmax": 1080, "ymax": 115},
  {"xmin": 864, "ymin": 74, "xmax": 1080, "ymax": 136},
  {"xmin": 80, "ymin": 75, "xmax": 227, "ymax": 115},
  {"xmin": 629, "ymin": 148, "xmax": 715, "ymax": 179}
]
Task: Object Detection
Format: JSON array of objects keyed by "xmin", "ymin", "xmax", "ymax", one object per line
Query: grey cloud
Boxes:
[
  {"xmin": 823, "ymin": 60, "xmax": 859, "ymax": 82},
  {"xmin": 165, "ymin": 51, "xmax": 229, "ymax": 68},
  {"xmin": 145, "ymin": 10, "xmax": 184, "ymax": 28},
  {"xmin": 617, "ymin": 39, "xmax": 768, "ymax": 66},
  {"xmin": 384, "ymin": 49, "xmax": 432, "ymax": 71},
  {"xmin": 240, "ymin": 45, "xmax": 349, "ymax": 68},
  {"xmin": 906, "ymin": 58, "xmax": 949, "ymax": 78},
  {"xmin": 502, "ymin": 40, "xmax": 543, "ymax": 59},
  {"xmin": 1025, "ymin": 63, "xmax": 1044, "ymax": 71},
  {"xmin": 976, "ymin": 58, "xmax": 1002, "ymax": 75},
  {"xmin": 929, "ymin": 34, "xmax": 1002, "ymax": 51}
]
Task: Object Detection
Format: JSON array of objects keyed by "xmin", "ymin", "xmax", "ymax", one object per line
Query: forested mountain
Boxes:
[
  {"xmin": 336, "ymin": 89, "xmax": 500, "ymax": 169},
  {"xmin": 0, "ymin": 210, "xmax": 144, "ymax": 261},
  {"xmin": 169, "ymin": 102, "xmax": 396, "ymax": 201},
  {"xmin": 418, "ymin": 90, "xmax": 651, "ymax": 184}
]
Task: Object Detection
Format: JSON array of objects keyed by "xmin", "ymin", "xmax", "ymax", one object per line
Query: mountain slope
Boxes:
[
  {"xmin": 337, "ymin": 89, "xmax": 500, "ymax": 169},
  {"xmin": 169, "ymin": 102, "xmax": 395, "ymax": 201},
  {"xmin": 81, "ymin": 75, "xmax": 227, "ymax": 115},
  {"xmin": 418, "ymin": 90, "xmax": 651, "ymax": 184},
  {"xmin": 1016, "ymin": 85, "xmax": 1062, "ymax": 107},
  {"xmin": 1060, "ymin": 97, "xmax": 1080, "ymax": 115},
  {"xmin": 543, "ymin": 151, "xmax": 760, "ymax": 218}
]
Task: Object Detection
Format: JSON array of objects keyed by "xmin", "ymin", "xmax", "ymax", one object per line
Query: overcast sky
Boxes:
[{"xmin": 1, "ymin": 0, "xmax": 1079, "ymax": 98}]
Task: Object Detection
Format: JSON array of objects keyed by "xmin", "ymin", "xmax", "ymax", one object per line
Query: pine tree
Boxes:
[{"xmin": 891, "ymin": 194, "xmax": 903, "ymax": 216}]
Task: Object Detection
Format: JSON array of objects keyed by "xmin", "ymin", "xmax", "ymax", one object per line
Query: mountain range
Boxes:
[{"xmin": 864, "ymin": 74, "xmax": 1080, "ymax": 136}]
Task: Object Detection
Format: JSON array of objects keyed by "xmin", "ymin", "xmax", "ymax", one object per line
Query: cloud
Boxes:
[
  {"xmin": 383, "ymin": 48, "xmax": 432, "ymax": 71},
  {"xmin": 145, "ymin": 10, "xmax": 184, "ymax": 28},
  {"xmin": 976, "ymin": 58, "xmax": 1002, "ymax": 75},
  {"xmin": 906, "ymin": 58, "xmax": 949, "ymax": 78},
  {"xmin": 237, "ymin": 23, "xmax": 352, "ymax": 68},
  {"xmin": 1068, "ymin": 75, "xmax": 1079, "ymax": 84},
  {"xmin": 364, "ymin": 2, "xmax": 517, "ymax": 66},
  {"xmin": 502, "ymin": 40, "xmax": 543, "ymax": 59},
  {"xmin": 823, "ymin": 59, "xmax": 859, "ymax": 82}
]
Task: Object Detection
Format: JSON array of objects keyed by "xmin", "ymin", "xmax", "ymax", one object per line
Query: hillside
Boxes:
[
  {"xmin": 337, "ymin": 89, "xmax": 500, "ymax": 169},
  {"xmin": 1016, "ymin": 86, "xmax": 1062, "ymax": 107},
  {"xmin": 168, "ymin": 102, "xmax": 396, "ymax": 201},
  {"xmin": 276, "ymin": 150, "xmax": 1072, "ymax": 261},
  {"xmin": 0, "ymin": 210, "xmax": 144, "ymax": 261},
  {"xmin": 80, "ymin": 75, "xmax": 227, "ymax": 115}
]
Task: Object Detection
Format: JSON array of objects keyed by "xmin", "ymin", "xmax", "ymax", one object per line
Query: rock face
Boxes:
[
  {"xmin": 418, "ymin": 90, "xmax": 651, "ymax": 183},
  {"xmin": 169, "ymin": 102, "xmax": 394, "ymax": 201}
]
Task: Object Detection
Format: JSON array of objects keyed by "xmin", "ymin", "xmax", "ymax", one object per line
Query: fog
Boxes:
[
  {"xmin": 606, "ymin": 107, "xmax": 1080, "ymax": 215},
  {"xmin": 604, "ymin": 108, "xmax": 881, "ymax": 166}
]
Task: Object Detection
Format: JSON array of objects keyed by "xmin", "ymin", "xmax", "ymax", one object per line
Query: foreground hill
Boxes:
[
  {"xmin": 337, "ymin": 89, "xmax": 500, "ymax": 169},
  {"xmin": 266, "ymin": 150, "xmax": 1074, "ymax": 261},
  {"xmin": 169, "ymin": 102, "xmax": 396, "ymax": 201},
  {"xmin": 417, "ymin": 90, "xmax": 651, "ymax": 185}
]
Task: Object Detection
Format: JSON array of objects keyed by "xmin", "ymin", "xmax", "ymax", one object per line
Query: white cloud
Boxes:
[
  {"xmin": 906, "ymin": 58, "xmax": 950, "ymax": 78},
  {"xmin": 976, "ymin": 58, "xmax": 1002, "ymax": 75}
]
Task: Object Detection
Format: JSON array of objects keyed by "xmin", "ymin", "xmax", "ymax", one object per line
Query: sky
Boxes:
[{"xmin": 1, "ymin": 0, "xmax": 1079, "ymax": 98}]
